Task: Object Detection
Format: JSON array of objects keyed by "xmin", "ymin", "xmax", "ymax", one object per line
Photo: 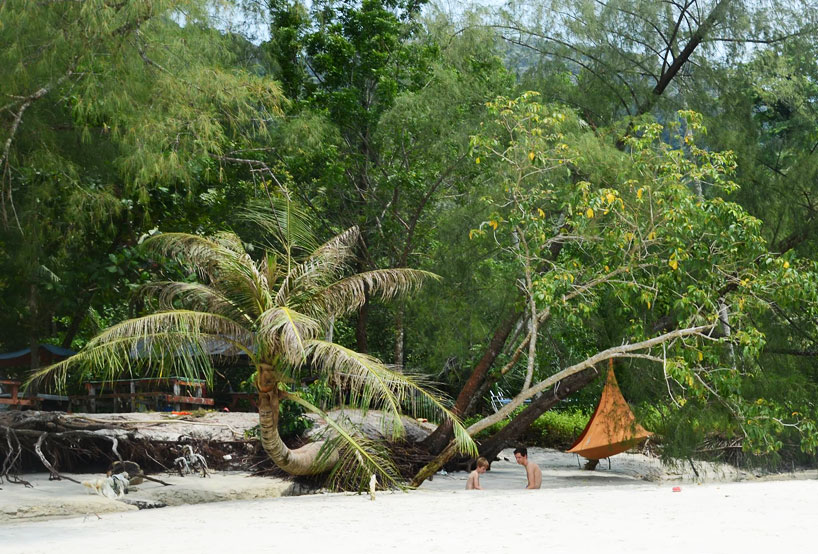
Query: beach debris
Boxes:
[
  {"xmin": 174, "ymin": 444, "xmax": 209, "ymax": 478},
  {"xmin": 82, "ymin": 473, "xmax": 131, "ymax": 499},
  {"xmin": 109, "ymin": 459, "xmax": 173, "ymax": 487},
  {"xmin": 369, "ymin": 473, "xmax": 377, "ymax": 501},
  {"xmin": 110, "ymin": 460, "xmax": 144, "ymax": 486},
  {"xmin": 672, "ymin": 486, "xmax": 682, "ymax": 492}
]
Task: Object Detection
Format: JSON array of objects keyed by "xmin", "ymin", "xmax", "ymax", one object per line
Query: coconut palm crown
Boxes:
[{"xmin": 31, "ymin": 210, "xmax": 476, "ymax": 486}]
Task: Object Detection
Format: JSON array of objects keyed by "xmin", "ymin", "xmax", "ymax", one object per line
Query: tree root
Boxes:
[
  {"xmin": 1, "ymin": 426, "xmax": 32, "ymax": 487},
  {"xmin": 0, "ymin": 412, "xmax": 261, "ymax": 480}
]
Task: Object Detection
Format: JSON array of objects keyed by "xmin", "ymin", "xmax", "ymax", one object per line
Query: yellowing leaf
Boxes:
[
  {"xmin": 637, "ymin": 188, "xmax": 643, "ymax": 199},
  {"xmin": 697, "ymin": 351, "xmax": 703, "ymax": 361},
  {"xmin": 537, "ymin": 208, "xmax": 545, "ymax": 218},
  {"xmin": 528, "ymin": 151, "xmax": 535, "ymax": 161},
  {"xmin": 489, "ymin": 220, "xmax": 498, "ymax": 230},
  {"xmin": 475, "ymin": 157, "xmax": 481, "ymax": 164},
  {"xmin": 586, "ymin": 208, "xmax": 594, "ymax": 219},
  {"xmin": 605, "ymin": 193, "xmax": 615, "ymax": 203},
  {"xmin": 669, "ymin": 259, "xmax": 679, "ymax": 270},
  {"xmin": 647, "ymin": 231, "xmax": 656, "ymax": 240},
  {"xmin": 568, "ymin": 273, "xmax": 574, "ymax": 283},
  {"xmin": 783, "ymin": 261, "xmax": 790, "ymax": 269}
]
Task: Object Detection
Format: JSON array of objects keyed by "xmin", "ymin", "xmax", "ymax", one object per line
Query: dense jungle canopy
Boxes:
[{"xmin": 2, "ymin": 0, "xmax": 818, "ymax": 478}]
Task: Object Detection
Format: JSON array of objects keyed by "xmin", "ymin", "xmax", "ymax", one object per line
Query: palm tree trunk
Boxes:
[{"xmin": 256, "ymin": 364, "xmax": 339, "ymax": 476}]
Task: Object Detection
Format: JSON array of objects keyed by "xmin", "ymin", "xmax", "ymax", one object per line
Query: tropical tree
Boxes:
[
  {"xmin": 412, "ymin": 93, "xmax": 818, "ymax": 482},
  {"xmin": 30, "ymin": 205, "xmax": 476, "ymax": 486}
]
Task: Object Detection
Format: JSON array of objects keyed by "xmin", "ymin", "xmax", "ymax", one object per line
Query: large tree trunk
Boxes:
[
  {"xmin": 477, "ymin": 368, "xmax": 600, "ymax": 462},
  {"xmin": 420, "ymin": 311, "xmax": 520, "ymax": 453},
  {"xmin": 356, "ymin": 297, "xmax": 369, "ymax": 354},
  {"xmin": 256, "ymin": 364, "xmax": 339, "ymax": 476},
  {"xmin": 61, "ymin": 291, "xmax": 95, "ymax": 349}
]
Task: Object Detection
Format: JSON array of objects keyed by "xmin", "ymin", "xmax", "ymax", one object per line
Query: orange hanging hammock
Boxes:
[{"xmin": 566, "ymin": 361, "xmax": 651, "ymax": 460}]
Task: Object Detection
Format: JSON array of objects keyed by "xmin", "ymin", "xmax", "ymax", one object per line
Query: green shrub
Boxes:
[
  {"xmin": 523, "ymin": 409, "xmax": 589, "ymax": 449},
  {"xmin": 464, "ymin": 408, "xmax": 589, "ymax": 449}
]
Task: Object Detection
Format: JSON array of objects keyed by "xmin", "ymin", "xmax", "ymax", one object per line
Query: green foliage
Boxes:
[
  {"xmin": 0, "ymin": 0, "xmax": 284, "ymax": 356},
  {"xmin": 267, "ymin": 2, "xmax": 514, "ymax": 368},
  {"xmin": 4, "ymin": 0, "xmax": 818, "ymax": 475},
  {"xmin": 465, "ymin": 91, "xmax": 818, "ymax": 458},
  {"xmin": 465, "ymin": 408, "xmax": 589, "ymax": 449},
  {"xmin": 525, "ymin": 410, "xmax": 590, "ymax": 449}
]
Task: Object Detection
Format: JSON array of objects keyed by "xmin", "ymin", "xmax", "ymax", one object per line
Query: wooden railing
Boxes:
[{"xmin": 78, "ymin": 377, "xmax": 214, "ymax": 412}]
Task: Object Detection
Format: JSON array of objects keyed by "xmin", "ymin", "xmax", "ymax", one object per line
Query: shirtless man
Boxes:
[
  {"xmin": 466, "ymin": 457, "xmax": 489, "ymax": 490},
  {"xmin": 514, "ymin": 446, "xmax": 542, "ymax": 489}
]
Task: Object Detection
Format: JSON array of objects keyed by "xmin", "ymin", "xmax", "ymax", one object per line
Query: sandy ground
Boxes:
[
  {"xmin": 2, "ymin": 475, "xmax": 815, "ymax": 553},
  {"xmin": 2, "ymin": 446, "xmax": 816, "ymax": 553},
  {"xmin": 3, "ymin": 411, "xmax": 816, "ymax": 552}
]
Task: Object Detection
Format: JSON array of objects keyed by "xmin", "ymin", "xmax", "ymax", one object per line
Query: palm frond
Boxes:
[
  {"xmin": 85, "ymin": 310, "xmax": 253, "ymax": 349},
  {"xmin": 27, "ymin": 330, "xmax": 244, "ymax": 392},
  {"xmin": 310, "ymin": 269, "xmax": 438, "ymax": 319},
  {"xmin": 141, "ymin": 281, "xmax": 253, "ymax": 324},
  {"xmin": 200, "ymin": 251, "xmax": 273, "ymax": 318},
  {"xmin": 305, "ymin": 340, "xmax": 477, "ymax": 457},
  {"xmin": 309, "ymin": 226, "xmax": 360, "ymax": 271},
  {"xmin": 210, "ymin": 231, "xmax": 248, "ymax": 255},
  {"xmin": 28, "ymin": 310, "xmax": 254, "ymax": 390},
  {"xmin": 142, "ymin": 232, "xmax": 247, "ymax": 282},
  {"xmin": 286, "ymin": 394, "xmax": 402, "ymax": 491},
  {"xmin": 257, "ymin": 307, "xmax": 321, "ymax": 365},
  {"xmin": 238, "ymin": 199, "xmax": 318, "ymax": 255},
  {"xmin": 273, "ymin": 226, "xmax": 361, "ymax": 306}
]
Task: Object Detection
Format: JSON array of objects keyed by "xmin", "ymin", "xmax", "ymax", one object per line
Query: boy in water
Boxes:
[{"xmin": 466, "ymin": 457, "xmax": 489, "ymax": 490}]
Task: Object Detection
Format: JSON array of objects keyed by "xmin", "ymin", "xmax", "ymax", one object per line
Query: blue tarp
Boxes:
[{"xmin": 0, "ymin": 344, "xmax": 76, "ymax": 367}]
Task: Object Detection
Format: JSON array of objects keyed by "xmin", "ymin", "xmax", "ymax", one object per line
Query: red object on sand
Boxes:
[
  {"xmin": 672, "ymin": 486, "xmax": 681, "ymax": 492},
  {"xmin": 171, "ymin": 411, "xmax": 192, "ymax": 416}
]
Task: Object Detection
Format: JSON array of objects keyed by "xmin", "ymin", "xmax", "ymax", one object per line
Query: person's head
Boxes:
[
  {"xmin": 513, "ymin": 446, "xmax": 528, "ymax": 466},
  {"xmin": 476, "ymin": 457, "xmax": 489, "ymax": 473}
]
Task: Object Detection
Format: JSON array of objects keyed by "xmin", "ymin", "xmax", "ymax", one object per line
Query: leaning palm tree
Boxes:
[{"xmin": 31, "ymin": 206, "xmax": 475, "ymax": 487}]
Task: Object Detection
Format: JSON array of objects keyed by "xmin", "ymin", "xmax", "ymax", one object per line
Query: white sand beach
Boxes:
[{"xmin": 2, "ymin": 447, "xmax": 815, "ymax": 553}]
